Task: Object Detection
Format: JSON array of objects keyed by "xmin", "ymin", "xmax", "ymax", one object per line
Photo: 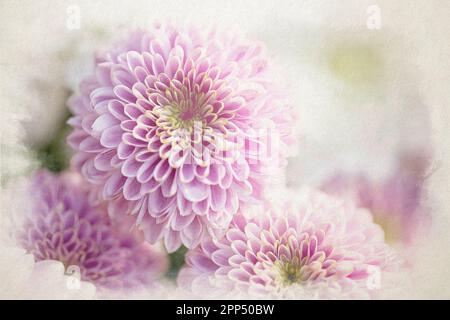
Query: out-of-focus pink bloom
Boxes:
[
  {"xmin": 178, "ymin": 190, "xmax": 398, "ymax": 299},
  {"xmin": 320, "ymin": 151, "xmax": 430, "ymax": 245},
  {"xmin": 67, "ymin": 24, "xmax": 295, "ymax": 252},
  {"xmin": 19, "ymin": 170, "xmax": 168, "ymax": 290}
]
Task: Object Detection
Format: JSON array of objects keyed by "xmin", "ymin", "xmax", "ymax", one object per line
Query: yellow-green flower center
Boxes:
[{"xmin": 276, "ymin": 257, "xmax": 303, "ymax": 286}]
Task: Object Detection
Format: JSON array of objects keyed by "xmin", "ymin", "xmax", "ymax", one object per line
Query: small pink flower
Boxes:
[
  {"xmin": 67, "ymin": 24, "xmax": 295, "ymax": 252},
  {"xmin": 320, "ymin": 151, "xmax": 430, "ymax": 245},
  {"xmin": 19, "ymin": 170, "xmax": 168, "ymax": 290},
  {"xmin": 178, "ymin": 190, "xmax": 398, "ymax": 299}
]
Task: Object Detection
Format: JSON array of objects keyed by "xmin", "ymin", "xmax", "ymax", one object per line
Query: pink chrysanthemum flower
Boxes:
[
  {"xmin": 320, "ymin": 151, "xmax": 430, "ymax": 245},
  {"xmin": 67, "ymin": 24, "xmax": 295, "ymax": 252},
  {"xmin": 19, "ymin": 170, "xmax": 168, "ymax": 290},
  {"xmin": 178, "ymin": 190, "xmax": 399, "ymax": 299}
]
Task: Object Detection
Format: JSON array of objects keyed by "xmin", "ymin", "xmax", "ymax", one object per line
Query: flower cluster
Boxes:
[{"xmin": 5, "ymin": 23, "xmax": 407, "ymax": 299}]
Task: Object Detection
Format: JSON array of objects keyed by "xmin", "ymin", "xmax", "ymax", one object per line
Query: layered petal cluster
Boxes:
[
  {"xmin": 320, "ymin": 151, "xmax": 430, "ymax": 244},
  {"xmin": 178, "ymin": 190, "xmax": 399, "ymax": 299},
  {"xmin": 67, "ymin": 24, "xmax": 295, "ymax": 251},
  {"xmin": 19, "ymin": 170, "xmax": 168, "ymax": 290}
]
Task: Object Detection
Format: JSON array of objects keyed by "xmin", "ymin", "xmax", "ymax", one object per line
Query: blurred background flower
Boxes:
[
  {"xmin": 320, "ymin": 150, "xmax": 432, "ymax": 246},
  {"xmin": 19, "ymin": 170, "xmax": 168, "ymax": 292},
  {"xmin": 0, "ymin": 170, "xmax": 169, "ymax": 299}
]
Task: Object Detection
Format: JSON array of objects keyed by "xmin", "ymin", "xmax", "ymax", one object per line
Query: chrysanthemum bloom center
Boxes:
[
  {"xmin": 152, "ymin": 89, "xmax": 204, "ymax": 131},
  {"xmin": 259, "ymin": 229, "xmax": 336, "ymax": 291},
  {"xmin": 146, "ymin": 76, "xmax": 230, "ymax": 154},
  {"xmin": 272, "ymin": 233, "xmax": 327, "ymax": 287},
  {"xmin": 276, "ymin": 258, "xmax": 302, "ymax": 286}
]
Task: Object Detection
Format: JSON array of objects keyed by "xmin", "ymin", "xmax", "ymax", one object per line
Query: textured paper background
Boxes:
[{"xmin": 1, "ymin": 0, "xmax": 449, "ymax": 298}]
